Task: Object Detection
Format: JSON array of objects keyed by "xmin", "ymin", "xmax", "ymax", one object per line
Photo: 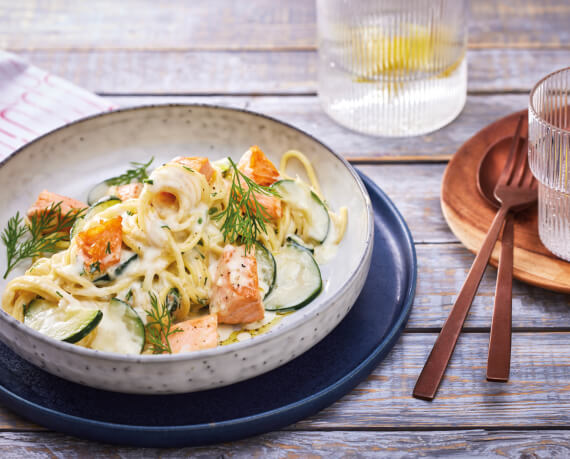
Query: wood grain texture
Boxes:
[
  {"xmin": 14, "ymin": 49, "xmax": 568, "ymax": 95},
  {"xmin": 0, "ymin": 430, "xmax": 567, "ymax": 457},
  {"xmin": 0, "ymin": 333, "xmax": 568, "ymax": 431},
  {"xmin": 0, "ymin": 0, "xmax": 316, "ymax": 51},
  {"xmin": 293, "ymin": 332, "xmax": 570, "ymax": 429},
  {"xmin": 104, "ymin": 94, "xmax": 530, "ymax": 159},
  {"xmin": 442, "ymin": 111, "xmax": 570, "ymax": 293},
  {"xmin": 2, "ymin": 0, "xmax": 569, "ymax": 50},
  {"xmin": 354, "ymin": 168, "xmax": 570, "ymax": 329},
  {"xmin": 469, "ymin": 0, "xmax": 570, "ymax": 49},
  {"xmin": 357, "ymin": 164, "xmax": 453, "ymax": 243},
  {"xmin": 410, "ymin": 244, "xmax": 570, "ymax": 329}
]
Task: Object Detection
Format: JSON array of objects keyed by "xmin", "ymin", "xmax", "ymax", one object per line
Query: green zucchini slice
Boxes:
[
  {"xmin": 255, "ymin": 243, "xmax": 276, "ymax": 299},
  {"xmin": 286, "ymin": 235, "xmax": 314, "ymax": 253},
  {"xmin": 87, "ymin": 180, "xmax": 112, "ymax": 206},
  {"xmin": 272, "ymin": 179, "xmax": 330, "ymax": 243},
  {"xmin": 263, "ymin": 243, "xmax": 322, "ymax": 312},
  {"xmin": 90, "ymin": 298, "xmax": 145, "ymax": 354},
  {"xmin": 24, "ymin": 298, "xmax": 102, "ymax": 343},
  {"xmin": 93, "ymin": 252, "xmax": 138, "ymax": 285}
]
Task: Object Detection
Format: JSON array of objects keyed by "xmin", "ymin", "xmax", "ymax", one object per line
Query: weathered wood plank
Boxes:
[
  {"xmin": 410, "ymin": 244, "xmax": 570, "ymax": 329},
  {"xmin": 469, "ymin": 0, "xmax": 570, "ymax": 49},
  {"xmin": 357, "ymin": 164, "xmax": 452, "ymax": 244},
  {"xmin": 16, "ymin": 50, "xmax": 318, "ymax": 95},
  {"xmin": 0, "ymin": 333, "xmax": 568, "ymax": 431},
  {"xmin": 14, "ymin": 49, "xmax": 567, "ymax": 95},
  {"xmin": 104, "ymin": 94, "xmax": 529, "ymax": 159},
  {"xmin": 2, "ymin": 0, "xmax": 315, "ymax": 51},
  {"xmin": 2, "ymin": 0, "xmax": 569, "ymax": 50},
  {"xmin": 0, "ymin": 430, "xmax": 568, "ymax": 457},
  {"xmin": 355, "ymin": 167, "xmax": 570, "ymax": 329},
  {"xmin": 467, "ymin": 50, "xmax": 568, "ymax": 93},
  {"xmin": 293, "ymin": 332, "xmax": 570, "ymax": 429}
]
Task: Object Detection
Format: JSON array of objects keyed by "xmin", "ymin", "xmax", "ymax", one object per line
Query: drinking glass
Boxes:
[
  {"xmin": 529, "ymin": 67, "xmax": 570, "ymax": 261},
  {"xmin": 317, "ymin": 0, "xmax": 468, "ymax": 137}
]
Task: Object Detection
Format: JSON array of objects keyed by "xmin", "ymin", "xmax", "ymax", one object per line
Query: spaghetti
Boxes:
[{"xmin": 2, "ymin": 147, "xmax": 347, "ymax": 355}]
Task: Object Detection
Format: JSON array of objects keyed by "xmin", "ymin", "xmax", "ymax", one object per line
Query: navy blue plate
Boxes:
[{"xmin": 0, "ymin": 171, "xmax": 416, "ymax": 447}]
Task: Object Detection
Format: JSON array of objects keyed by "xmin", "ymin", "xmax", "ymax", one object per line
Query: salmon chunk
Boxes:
[
  {"xmin": 238, "ymin": 145, "xmax": 280, "ymax": 186},
  {"xmin": 237, "ymin": 176, "xmax": 282, "ymax": 220},
  {"xmin": 113, "ymin": 183, "xmax": 142, "ymax": 201},
  {"xmin": 76, "ymin": 216, "xmax": 123, "ymax": 274},
  {"xmin": 27, "ymin": 190, "xmax": 87, "ymax": 222},
  {"xmin": 251, "ymin": 189, "xmax": 282, "ymax": 220},
  {"xmin": 168, "ymin": 314, "xmax": 218, "ymax": 353},
  {"xmin": 237, "ymin": 147, "xmax": 282, "ymax": 219},
  {"xmin": 173, "ymin": 156, "xmax": 215, "ymax": 183},
  {"xmin": 210, "ymin": 244, "xmax": 264, "ymax": 324}
]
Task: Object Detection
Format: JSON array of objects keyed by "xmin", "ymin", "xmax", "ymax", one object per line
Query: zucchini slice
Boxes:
[
  {"xmin": 87, "ymin": 180, "xmax": 112, "ymax": 206},
  {"xmin": 24, "ymin": 298, "xmax": 102, "ymax": 343},
  {"xmin": 71, "ymin": 195, "xmax": 122, "ymax": 238},
  {"xmin": 90, "ymin": 298, "xmax": 145, "ymax": 354},
  {"xmin": 94, "ymin": 252, "xmax": 138, "ymax": 284},
  {"xmin": 255, "ymin": 243, "xmax": 276, "ymax": 299},
  {"xmin": 286, "ymin": 235, "xmax": 314, "ymax": 253},
  {"xmin": 272, "ymin": 179, "xmax": 330, "ymax": 243},
  {"xmin": 264, "ymin": 243, "xmax": 322, "ymax": 312}
]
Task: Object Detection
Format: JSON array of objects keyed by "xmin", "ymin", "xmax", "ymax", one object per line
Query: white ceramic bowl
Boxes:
[{"xmin": 0, "ymin": 105, "xmax": 373, "ymax": 394}]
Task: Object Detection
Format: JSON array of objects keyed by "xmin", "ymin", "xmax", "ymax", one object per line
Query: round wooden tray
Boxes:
[{"xmin": 441, "ymin": 110, "xmax": 570, "ymax": 293}]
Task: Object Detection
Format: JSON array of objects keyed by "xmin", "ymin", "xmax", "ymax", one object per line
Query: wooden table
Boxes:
[{"xmin": 1, "ymin": 0, "xmax": 569, "ymax": 456}]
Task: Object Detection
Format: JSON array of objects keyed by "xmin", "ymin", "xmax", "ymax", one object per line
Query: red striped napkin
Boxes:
[{"xmin": 0, "ymin": 51, "xmax": 116, "ymax": 160}]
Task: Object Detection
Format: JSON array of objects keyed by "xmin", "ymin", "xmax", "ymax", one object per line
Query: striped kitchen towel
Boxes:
[{"xmin": 0, "ymin": 51, "xmax": 116, "ymax": 160}]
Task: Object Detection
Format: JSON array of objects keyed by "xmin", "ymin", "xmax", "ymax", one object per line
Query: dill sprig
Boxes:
[
  {"xmin": 145, "ymin": 292, "xmax": 182, "ymax": 354},
  {"xmin": 213, "ymin": 158, "xmax": 279, "ymax": 253},
  {"xmin": 105, "ymin": 157, "xmax": 154, "ymax": 186},
  {"xmin": 2, "ymin": 202, "xmax": 85, "ymax": 279}
]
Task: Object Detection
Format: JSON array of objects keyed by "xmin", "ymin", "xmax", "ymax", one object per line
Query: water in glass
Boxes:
[{"xmin": 317, "ymin": 0, "xmax": 468, "ymax": 137}]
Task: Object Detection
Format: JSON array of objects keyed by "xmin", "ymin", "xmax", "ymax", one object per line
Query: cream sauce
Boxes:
[{"xmin": 90, "ymin": 301, "xmax": 142, "ymax": 355}]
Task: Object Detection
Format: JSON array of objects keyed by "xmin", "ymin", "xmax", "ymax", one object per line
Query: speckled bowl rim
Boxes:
[{"xmin": 0, "ymin": 103, "xmax": 374, "ymax": 364}]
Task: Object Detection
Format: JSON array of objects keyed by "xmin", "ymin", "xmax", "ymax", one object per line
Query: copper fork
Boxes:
[
  {"xmin": 413, "ymin": 129, "xmax": 538, "ymax": 401},
  {"xmin": 486, "ymin": 135, "xmax": 537, "ymax": 382}
]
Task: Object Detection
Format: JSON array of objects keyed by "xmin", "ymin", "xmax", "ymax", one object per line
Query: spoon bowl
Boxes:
[{"xmin": 477, "ymin": 136, "xmax": 518, "ymax": 208}]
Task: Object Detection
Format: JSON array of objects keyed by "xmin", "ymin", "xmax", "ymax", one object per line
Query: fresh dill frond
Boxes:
[
  {"xmin": 2, "ymin": 202, "xmax": 85, "ymax": 279},
  {"xmin": 213, "ymin": 158, "xmax": 279, "ymax": 253},
  {"xmin": 105, "ymin": 157, "xmax": 154, "ymax": 186},
  {"xmin": 144, "ymin": 291, "xmax": 182, "ymax": 354}
]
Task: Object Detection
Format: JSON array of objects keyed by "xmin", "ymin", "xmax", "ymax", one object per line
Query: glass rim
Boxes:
[{"xmin": 529, "ymin": 66, "xmax": 570, "ymax": 135}]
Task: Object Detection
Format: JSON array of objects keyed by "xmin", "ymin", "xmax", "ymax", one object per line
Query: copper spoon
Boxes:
[{"xmin": 413, "ymin": 116, "xmax": 537, "ymax": 401}]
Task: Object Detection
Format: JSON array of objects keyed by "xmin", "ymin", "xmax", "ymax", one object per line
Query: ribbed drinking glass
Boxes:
[
  {"xmin": 529, "ymin": 67, "xmax": 570, "ymax": 261},
  {"xmin": 317, "ymin": 0, "xmax": 468, "ymax": 137}
]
